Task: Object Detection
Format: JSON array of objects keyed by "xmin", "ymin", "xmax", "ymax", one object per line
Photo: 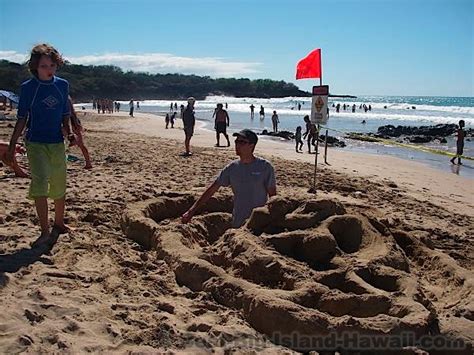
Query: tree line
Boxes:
[{"xmin": 0, "ymin": 60, "xmax": 310, "ymax": 101}]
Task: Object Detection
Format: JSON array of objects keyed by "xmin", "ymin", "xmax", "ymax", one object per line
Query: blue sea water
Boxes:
[{"xmin": 86, "ymin": 95, "xmax": 474, "ymax": 178}]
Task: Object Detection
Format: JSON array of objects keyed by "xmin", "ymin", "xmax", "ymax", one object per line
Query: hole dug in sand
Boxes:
[{"xmin": 121, "ymin": 194, "xmax": 441, "ymax": 352}]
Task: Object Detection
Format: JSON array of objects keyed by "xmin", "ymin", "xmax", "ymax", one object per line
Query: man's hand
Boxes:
[
  {"xmin": 68, "ymin": 134, "xmax": 77, "ymax": 147},
  {"xmin": 72, "ymin": 124, "xmax": 83, "ymax": 135},
  {"xmin": 181, "ymin": 210, "xmax": 194, "ymax": 224}
]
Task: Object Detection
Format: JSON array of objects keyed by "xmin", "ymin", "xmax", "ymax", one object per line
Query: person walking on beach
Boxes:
[
  {"xmin": 214, "ymin": 103, "xmax": 230, "ymax": 147},
  {"xmin": 182, "ymin": 129, "xmax": 276, "ymax": 228},
  {"xmin": 259, "ymin": 105, "xmax": 265, "ymax": 120},
  {"xmin": 450, "ymin": 120, "xmax": 466, "ymax": 165},
  {"xmin": 182, "ymin": 97, "xmax": 196, "ymax": 156},
  {"xmin": 5, "ymin": 43, "xmax": 74, "ymax": 246},
  {"xmin": 302, "ymin": 115, "xmax": 317, "ymax": 153},
  {"xmin": 295, "ymin": 126, "xmax": 303, "ymax": 153},
  {"xmin": 249, "ymin": 104, "xmax": 255, "ymax": 119},
  {"xmin": 69, "ymin": 97, "xmax": 92, "ymax": 169},
  {"xmin": 271, "ymin": 111, "xmax": 280, "ymax": 133},
  {"xmin": 129, "ymin": 99, "xmax": 134, "ymax": 117}
]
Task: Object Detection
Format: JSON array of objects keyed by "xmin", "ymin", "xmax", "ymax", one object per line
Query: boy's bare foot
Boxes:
[
  {"xmin": 84, "ymin": 164, "xmax": 93, "ymax": 169},
  {"xmin": 450, "ymin": 157, "xmax": 456, "ymax": 164}
]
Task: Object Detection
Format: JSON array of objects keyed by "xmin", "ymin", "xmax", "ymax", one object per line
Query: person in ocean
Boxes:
[
  {"xmin": 450, "ymin": 120, "xmax": 466, "ymax": 165},
  {"xmin": 271, "ymin": 111, "xmax": 280, "ymax": 133}
]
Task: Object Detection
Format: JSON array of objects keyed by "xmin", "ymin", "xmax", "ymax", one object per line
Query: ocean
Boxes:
[{"xmin": 87, "ymin": 95, "xmax": 474, "ymax": 178}]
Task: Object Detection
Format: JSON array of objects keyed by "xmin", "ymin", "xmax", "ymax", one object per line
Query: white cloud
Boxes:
[
  {"xmin": 0, "ymin": 51, "xmax": 28, "ymax": 63},
  {"xmin": 0, "ymin": 50, "xmax": 261, "ymax": 77}
]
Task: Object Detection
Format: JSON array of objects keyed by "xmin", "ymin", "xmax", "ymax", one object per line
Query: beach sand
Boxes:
[{"xmin": 0, "ymin": 111, "xmax": 473, "ymax": 353}]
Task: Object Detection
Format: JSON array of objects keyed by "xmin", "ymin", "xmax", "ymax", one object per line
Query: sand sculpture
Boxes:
[{"xmin": 122, "ymin": 193, "xmax": 472, "ymax": 353}]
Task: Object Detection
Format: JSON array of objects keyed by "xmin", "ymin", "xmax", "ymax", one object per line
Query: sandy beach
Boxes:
[{"xmin": 1, "ymin": 111, "xmax": 473, "ymax": 353}]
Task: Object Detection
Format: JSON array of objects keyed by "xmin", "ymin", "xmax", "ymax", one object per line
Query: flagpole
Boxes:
[
  {"xmin": 312, "ymin": 50, "xmax": 322, "ymax": 193},
  {"xmin": 320, "ymin": 49, "xmax": 323, "ymax": 86}
]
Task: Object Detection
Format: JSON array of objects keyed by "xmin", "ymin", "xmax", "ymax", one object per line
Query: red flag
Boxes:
[{"xmin": 296, "ymin": 48, "xmax": 322, "ymax": 80}]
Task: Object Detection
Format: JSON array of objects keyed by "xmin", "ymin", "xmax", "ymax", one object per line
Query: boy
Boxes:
[{"xmin": 5, "ymin": 43, "xmax": 74, "ymax": 245}]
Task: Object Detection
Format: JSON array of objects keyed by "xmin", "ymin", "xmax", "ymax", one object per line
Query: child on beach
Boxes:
[
  {"xmin": 450, "ymin": 120, "xmax": 465, "ymax": 165},
  {"xmin": 5, "ymin": 43, "xmax": 74, "ymax": 245},
  {"xmin": 295, "ymin": 126, "xmax": 303, "ymax": 153},
  {"xmin": 69, "ymin": 97, "xmax": 92, "ymax": 169},
  {"xmin": 165, "ymin": 113, "xmax": 170, "ymax": 129},
  {"xmin": 0, "ymin": 141, "xmax": 29, "ymax": 177}
]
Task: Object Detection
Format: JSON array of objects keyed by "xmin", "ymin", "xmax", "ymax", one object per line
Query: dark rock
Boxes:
[
  {"xmin": 377, "ymin": 124, "xmax": 458, "ymax": 138},
  {"xmin": 260, "ymin": 130, "xmax": 294, "ymax": 140}
]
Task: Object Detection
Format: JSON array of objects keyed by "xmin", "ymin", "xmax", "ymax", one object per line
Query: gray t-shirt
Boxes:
[{"xmin": 217, "ymin": 157, "xmax": 276, "ymax": 228}]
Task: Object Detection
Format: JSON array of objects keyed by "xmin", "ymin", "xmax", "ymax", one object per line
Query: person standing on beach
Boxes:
[
  {"xmin": 69, "ymin": 97, "xmax": 92, "ymax": 169},
  {"xmin": 5, "ymin": 43, "xmax": 74, "ymax": 245},
  {"xmin": 271, "ymin": 110, "xmax": 280, "ymax": 133},
  {"xmin": 259, "ymin": 105, "xmax": 265, "ymax": 120},
  {"xmin": 450, "ymin": 120, "xmax": 466, "ymax": 165},
  {"xmin": 129, "ymin": 99, "xmax": 134, "ymax": 117},
  {"xmin": 295, "ymin": 126, "xmax": 303, "ymax": 153},
  {"xmin": 214, "ymin": 103, "xmax": 230, "ymax": 147},
  {"xmin": 182, "ymin": 97, "xmax": 196, "ymax": 156},
  {"xmin": 181, "ymin": 129, "xmax": 276, "ymax": 228},
  {"xmin": 250, "ymin": 104, "xmax": 255, "ymax": 119},
  {"xmin": 302, "ymin": 115, "xmax": 317, "ymax": 153}
]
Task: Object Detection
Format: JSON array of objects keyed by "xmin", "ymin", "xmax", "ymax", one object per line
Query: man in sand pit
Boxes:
[
  {"xmin": 182, "ymin": 97, "xmax": 196, "ymax": 156},
  {"xmin": 182, "ymin": 129, "xmax": 277, "ymax": 228}
]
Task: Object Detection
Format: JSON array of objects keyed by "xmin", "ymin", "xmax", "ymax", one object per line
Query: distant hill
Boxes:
[{"xmin": 0, "ymin": 60, "xmax": 310, "ymax": 101}]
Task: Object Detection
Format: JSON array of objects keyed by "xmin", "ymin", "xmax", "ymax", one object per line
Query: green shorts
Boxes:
[{"xmin": 26, "ymin": 142, "xmax": 67, "ymax": 200}]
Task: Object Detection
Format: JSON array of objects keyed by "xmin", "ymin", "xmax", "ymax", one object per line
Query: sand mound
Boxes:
[{"xmin": 122, "ymin": 194, "xmax": 472, "ymax": 353}]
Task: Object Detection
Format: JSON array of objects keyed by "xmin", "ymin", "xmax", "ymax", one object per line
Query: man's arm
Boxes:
[
  {"xmin": 181, "ymin": 180, "xmax": 221, "ymax": 223},
  {"xmin": 226, "ymin": 111, "xmax": 230, "ymax": 126},
  {"xmin": 6, "ymin": 118, "xmax": 27, "ymax": 164}
]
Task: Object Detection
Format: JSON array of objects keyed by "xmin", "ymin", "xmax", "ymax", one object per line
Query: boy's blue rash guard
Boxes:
[{"xmin": 17, "ymin": 76, "xmax": 70, "ymax": 143}]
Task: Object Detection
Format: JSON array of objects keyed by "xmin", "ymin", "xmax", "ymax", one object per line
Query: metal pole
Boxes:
[
  {"xmin": 324, "ymin": 129, "xmax": 329, "ymax": 164},
  {"xmin": 309, "ymin": 125, "xmax": 320, "ymax": 194}
]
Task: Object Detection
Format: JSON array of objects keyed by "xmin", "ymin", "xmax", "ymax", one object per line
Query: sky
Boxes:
[{"xmin": 0, "ymin": 0, "xmax": 472, "ymax": 97}]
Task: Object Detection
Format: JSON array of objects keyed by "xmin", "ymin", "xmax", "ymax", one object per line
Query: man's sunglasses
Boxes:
[{"xmin": 235, "ymin": 139, "xmax": 251, "ymax": 145}]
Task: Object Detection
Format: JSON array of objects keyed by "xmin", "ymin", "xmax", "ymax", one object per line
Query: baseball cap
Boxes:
[{"xmin": 232, "ymin": 129, "xmax": 258, "ymax": 144}]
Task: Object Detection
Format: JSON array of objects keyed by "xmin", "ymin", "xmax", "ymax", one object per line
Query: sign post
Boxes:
[{"xmin": 308, "ymin": 85, "xmax": 329, "ymax": 193}]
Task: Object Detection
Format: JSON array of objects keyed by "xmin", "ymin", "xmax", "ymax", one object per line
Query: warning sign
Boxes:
[{"xmin": 311, "ymin": 85, "xmax": 329, "ymax": 124}]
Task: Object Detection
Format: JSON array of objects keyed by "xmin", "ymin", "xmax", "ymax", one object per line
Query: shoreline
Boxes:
[{"xmin": 92, "ymin": 110, "xmax": 474, "ymax": 217}]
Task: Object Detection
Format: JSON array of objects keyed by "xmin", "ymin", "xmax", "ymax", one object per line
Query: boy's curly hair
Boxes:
[{"xmin": 27, "ymin": 43, "xmax": 65, "ymax": 77}]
